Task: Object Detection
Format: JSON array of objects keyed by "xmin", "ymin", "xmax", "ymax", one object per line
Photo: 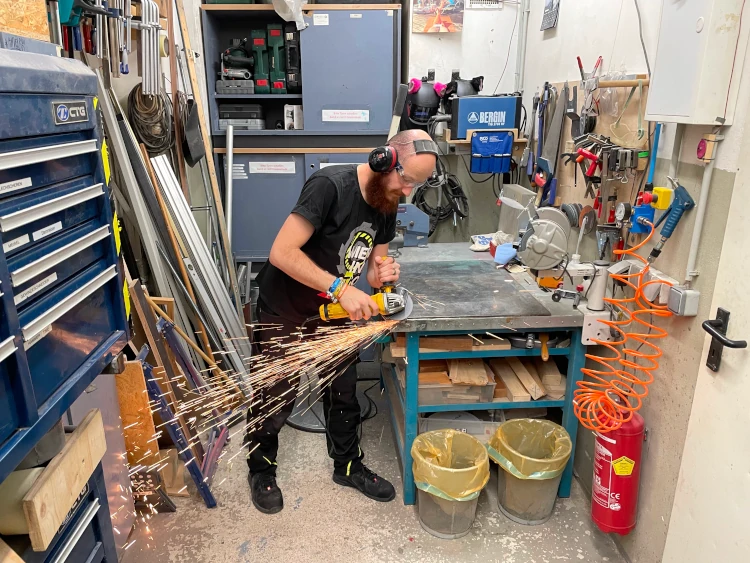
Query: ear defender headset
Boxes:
[{"xmin": 368, "ymin": 139, "xmax": 440, "ymax": 174}]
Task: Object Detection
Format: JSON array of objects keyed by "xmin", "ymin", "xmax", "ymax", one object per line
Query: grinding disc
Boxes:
[
  {"xmin": 579, "ymin": 205, "xmax": 597, "ymax": 235},
  {"xmin": 387, "ymin": 290, "xmax": 413, "ymax": 321}
]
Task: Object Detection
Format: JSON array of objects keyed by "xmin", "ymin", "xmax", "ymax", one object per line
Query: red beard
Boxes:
[{"xmin": 364, "ymin": 173, "xmax": 400, "ymax": 214}]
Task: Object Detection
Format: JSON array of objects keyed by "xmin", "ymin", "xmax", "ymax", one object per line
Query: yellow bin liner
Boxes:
[
  {"xmin": 412, "ymin": 429, "xmax": 490, "ymax": 501},
  {"xmin": 488, "ymin": 419, "xmax": 572, "ymax": 480}
]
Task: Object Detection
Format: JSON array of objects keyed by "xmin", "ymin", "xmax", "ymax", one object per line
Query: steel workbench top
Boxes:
[{"xmin": 394, "ymin": 243, "xmax": 583, "ymax": 332}]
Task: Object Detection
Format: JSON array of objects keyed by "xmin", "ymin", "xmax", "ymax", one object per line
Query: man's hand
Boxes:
[
  {"xmin": 338, "ymin": 285, "xmax": 381, "ymax": 321},
  {"xmin": 374, "ymin": 255, "xmax": 400, "ymax": 285}
]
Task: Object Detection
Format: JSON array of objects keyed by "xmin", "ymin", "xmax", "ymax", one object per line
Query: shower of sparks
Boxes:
[{"xmin": 123, "ymin": 318, "xmax": 399, "ymax": 532}]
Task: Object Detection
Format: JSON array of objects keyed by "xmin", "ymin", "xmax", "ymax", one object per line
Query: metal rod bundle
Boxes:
[{"xmin": 151, "ymin": 154, "xmax": 252, "ymax": 389}]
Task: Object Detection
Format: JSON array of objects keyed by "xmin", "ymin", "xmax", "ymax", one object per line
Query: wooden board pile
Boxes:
[{"xmin": 389, "ymin": 333, "xmax": 567, "ymax": 403}]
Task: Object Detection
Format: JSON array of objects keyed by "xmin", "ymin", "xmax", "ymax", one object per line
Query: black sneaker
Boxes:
[
  {"xmin": 332, "ymin": 465, "xmax": 396, "ymax": 502},
  {"xmin": 249, "ymin": 473, "xmax": 283, "ymax": 514}
]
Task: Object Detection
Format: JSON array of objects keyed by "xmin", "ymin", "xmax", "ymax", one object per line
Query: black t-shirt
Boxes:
[{"xmin": 256, "ymin": 165, "xmax": 397, "ymax": 323}]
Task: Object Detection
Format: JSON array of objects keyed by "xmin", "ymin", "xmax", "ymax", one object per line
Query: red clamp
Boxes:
[{"xmin": 576, "ymin": 148, "xmax": 601, "ymax": 177}]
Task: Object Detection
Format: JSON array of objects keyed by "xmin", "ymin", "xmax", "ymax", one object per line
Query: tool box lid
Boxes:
[{"xmin": 0, "ymin": 50, "xmax": 96, "ymax": 95}]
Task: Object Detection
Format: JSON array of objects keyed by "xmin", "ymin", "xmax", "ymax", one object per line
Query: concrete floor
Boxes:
[{"xmin": 122, "ymin": 371, "xmax": 626, "ymax": 563}]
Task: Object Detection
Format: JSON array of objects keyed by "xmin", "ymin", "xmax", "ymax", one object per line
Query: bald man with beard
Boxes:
[{"xmin": 246, "ymin": 129, "xmax": 437, "ymax": 514}]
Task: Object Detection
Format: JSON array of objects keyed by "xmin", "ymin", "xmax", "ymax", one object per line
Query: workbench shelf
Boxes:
[
  {"xmin": 386, "ymin": 364, "xmax": 565, "ymax": 413},
  {"xmin": 418, "ymin": 348, "xmax": 570, "ymax": 360},
  {"xmin": 382, "ymin": 326, "xmax": 585, "ymax": 506}
]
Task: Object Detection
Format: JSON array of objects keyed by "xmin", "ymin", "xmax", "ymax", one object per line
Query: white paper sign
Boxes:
[
  {"xmin": 3, "ymin": 234, "xmax": 30, "ymax": 253},
  {"xmin": 322, "ymin": 109, "xmax": 370, "ymax": 123},
  {"xmin": 248, "ymin": 162, "xmax": 296, "ymax": 174},
  {"xmin": 15, "ymin": 273, "xmax": 58, "ymax": 305},
  {"xmin": 32, "ymin": 221, "xmax": 63, "ymax": 241},
  {"xmin": 0, "ymin": 177, "xmax": 32, "ymax": 195},
  {"xmin": 313, "ymin": 13, "xmax": 329, "ymax": 26},
  {"xmin": 350, "ymin": 13, "xmax": 362, "ymax": 19}
]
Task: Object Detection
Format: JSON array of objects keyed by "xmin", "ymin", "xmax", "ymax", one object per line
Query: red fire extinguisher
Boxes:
[{"xmin": 591, "ymin": 412, "xmax": 645, "ymax": 535}]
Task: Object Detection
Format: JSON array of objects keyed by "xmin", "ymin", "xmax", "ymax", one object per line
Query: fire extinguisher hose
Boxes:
[{"xmin": 574, "ymin": 221, "xmax": 672, "ymax": 433}]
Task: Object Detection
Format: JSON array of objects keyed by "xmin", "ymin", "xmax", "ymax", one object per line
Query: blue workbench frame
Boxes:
[{"xmin": 382, "ymin": 327, "xmax": 586, "ymax": 505}]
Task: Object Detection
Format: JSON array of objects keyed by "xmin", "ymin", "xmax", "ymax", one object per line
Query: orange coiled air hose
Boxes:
[{"xmin": 573, "ymin": 221, "xmax": 673, "ymax": 433}]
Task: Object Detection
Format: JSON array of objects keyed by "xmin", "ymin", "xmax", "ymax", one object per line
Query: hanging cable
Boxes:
[
  {"xmin": 128, "ymin": 83, "xmax": 175, "ymax": 155},
  {"xmin": 574, "ymin": 221, "xmax": 672, "ymax": 433}
]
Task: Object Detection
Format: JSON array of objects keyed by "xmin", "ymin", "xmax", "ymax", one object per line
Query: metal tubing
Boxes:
[
  {"xmin": 225, "ymin": 124, "xmax": 234, "ymax": 243},
  {"xmin": 48, "ymin": 1, "xmax": 63, "ymax": 47},
  {"xmin": 514, "ymin": 0, "xmax": 530, "ymax": 93},
  {"xmin": 669, "ymin": 123, "xmax": 685, "ymax": 180},
  {"xmin": 685, "ymin": 140, "xmax": 721, "ymax": 284}
]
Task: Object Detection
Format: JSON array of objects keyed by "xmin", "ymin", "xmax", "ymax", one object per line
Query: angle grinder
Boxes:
[{"xmin": 319, "ymin": 285, "xmax": 414, "ymax": 322}]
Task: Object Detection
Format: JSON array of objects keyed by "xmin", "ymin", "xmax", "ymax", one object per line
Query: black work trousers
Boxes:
[{"xmin": 246, "ymin": 303, "xmax": 364, "ymax": 476}]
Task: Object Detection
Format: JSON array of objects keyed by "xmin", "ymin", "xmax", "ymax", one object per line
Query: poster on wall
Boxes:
[
  {"xmin": 412, "ymin": 0, "xmax": 464, "ymax": 34},
  {"xmin": 540, "ymin": 0, "xmax": 561, "ymax": 31}
]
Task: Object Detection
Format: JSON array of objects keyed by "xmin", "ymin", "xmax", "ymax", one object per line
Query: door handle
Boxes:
[{"xmin": 702, "ymin": 307, "xmax": 747, "ymax": 372}]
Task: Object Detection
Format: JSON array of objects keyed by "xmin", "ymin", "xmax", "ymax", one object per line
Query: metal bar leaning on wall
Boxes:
[
  {"xmin": 174, "ymin": 0, "xmax": 243, "ymax": 315},
  {"xmin": 151, "ymin": 155, "xmax": 252, "ymax": 390}
]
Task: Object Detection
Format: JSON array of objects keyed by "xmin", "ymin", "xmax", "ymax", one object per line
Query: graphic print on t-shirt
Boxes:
[{"xmin": 338, "ymin": 222, "xmax": 376, "ymax": 284}]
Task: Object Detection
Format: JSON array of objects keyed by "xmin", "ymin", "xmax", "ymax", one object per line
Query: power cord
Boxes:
[{"xmin": 128, "ymin": 84, "xmax": 174, "ymax": 155}]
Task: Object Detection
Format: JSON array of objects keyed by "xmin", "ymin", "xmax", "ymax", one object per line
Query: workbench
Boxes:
[{"xmin": 382, "ymin": 243, "xmax": 585, "ymax": 505}]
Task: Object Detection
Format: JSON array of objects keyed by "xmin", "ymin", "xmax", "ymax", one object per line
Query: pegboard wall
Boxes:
[{"xmin": 537, "ymin": 78, "xmax": 651, "ymax": 210}]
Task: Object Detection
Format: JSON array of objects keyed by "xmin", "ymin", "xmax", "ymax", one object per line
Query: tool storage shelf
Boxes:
[
  {"xmin": 0, "ymin": 51, "xmax": 128, "ymax": 484},
  {"xmin": 201, "ymin": 4, "xmax": 401, "ymax": 139}
]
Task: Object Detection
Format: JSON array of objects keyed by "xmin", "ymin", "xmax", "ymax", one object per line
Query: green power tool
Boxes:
[
  {"xmin": 251, "ymin": 29, "xmax": 270, "ymax": 94},
  {"xmin": 267, "ymin": 24, "xmax": 287, "ymax": 94}
]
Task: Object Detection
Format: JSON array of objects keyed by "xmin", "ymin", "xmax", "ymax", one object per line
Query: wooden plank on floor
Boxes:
[
  {"xmin": 488, "ymin": 359, "xmax": 531, "ymax": 402},
  {"xmin": 507, "ymin": 357, "xmax": 546, "ymax": 400},
  {"xmin": 448, "ymin": 359, "xmax": 488, "ymax": 386},
  {"xmin": 23, "ymin": 410, "xmax": 106, "ymax": 552},
  {"xmin": 116, "ymin": 361, "xmax": 160, "ymax": 467},
  {"xmin": 160, "ymin": 448, "xmax": 190, "ymax": 497}
]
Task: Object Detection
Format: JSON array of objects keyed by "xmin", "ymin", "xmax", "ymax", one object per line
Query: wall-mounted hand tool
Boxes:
[{"xmin": 644, "ymin": 177, "xmax": 695, "ymax": 263}]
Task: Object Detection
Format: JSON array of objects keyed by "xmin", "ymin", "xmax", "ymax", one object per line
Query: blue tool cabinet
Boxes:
[{"xmin": 0, "ymin": 50, "xmax": 128, "ymax": 485}]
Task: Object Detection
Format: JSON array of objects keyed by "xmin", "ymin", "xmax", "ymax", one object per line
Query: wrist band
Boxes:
[{"xmin": 337, "ymin": 283, "xmax": 350, "ymax": 300}]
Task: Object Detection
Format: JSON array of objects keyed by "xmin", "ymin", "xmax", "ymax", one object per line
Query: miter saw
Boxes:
[{"xmin": 516, "ymin": 206, "xmax": 609, "ymax": 311}]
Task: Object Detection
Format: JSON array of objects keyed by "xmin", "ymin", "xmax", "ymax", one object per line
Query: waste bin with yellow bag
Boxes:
[
  {"xmin": 488, "ymin": 419, "xmax": 572, "ymax": 525},
  {"xmin": 411, "ymin": 429, "xmax": 490, "ymax": 539}
]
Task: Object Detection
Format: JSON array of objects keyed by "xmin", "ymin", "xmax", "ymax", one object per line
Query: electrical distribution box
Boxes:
[{"xmin": 645, "ymin": 0, "xmax": 749, "ymax": 125}]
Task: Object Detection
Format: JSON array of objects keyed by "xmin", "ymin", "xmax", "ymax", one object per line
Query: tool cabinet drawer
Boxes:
[
  {"xmin": 8, "ymin": 221, "xmax": 111, "ymax": 309},
  {"xmin": 18, "ymin": 261, "xmax": 119, "ymax": 406},
  {"xmin": 0, "ymin": 336, "xmax": 20, "ymax": 446},
  {"xmin": 0, "ymin": 177, "xmax": 105, "ymax": 256},
  {"xmin": 0, "ymin": 466, "xmax": 115, "ymax": 563},
  {"xmin": 0, "ymin": 136, "xmax": 98, "ymax": 200}
]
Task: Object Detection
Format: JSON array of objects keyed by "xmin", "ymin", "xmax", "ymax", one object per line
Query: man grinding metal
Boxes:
[{"xmin": 246, "ymin": 130, "xmax": 438, "ymax": 514}]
